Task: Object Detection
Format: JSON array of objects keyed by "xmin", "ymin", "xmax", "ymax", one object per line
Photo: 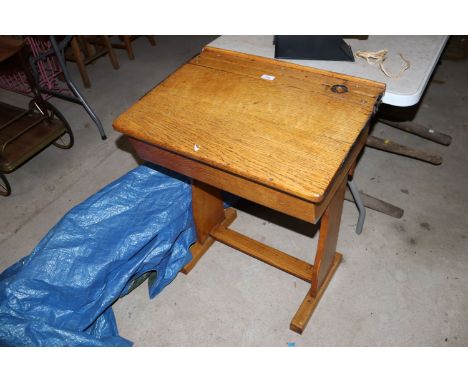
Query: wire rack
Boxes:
[
  {"xmin": 0, "ymin": 36, "xmax": 106, "ymax": 139},
  {"xmin": 0, "ymin": 37, "xmax": 71, "ymax": 99}
]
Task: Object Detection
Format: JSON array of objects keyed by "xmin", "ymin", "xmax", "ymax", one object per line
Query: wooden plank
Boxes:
[
  {"xmin": 379, "ymin": 119, "xmax": 452, "ymax": 146},
  {"xmin": 114, "ymin": 48, "xmax": 385, "ymax": 203},
  {"xmin": 129, "ymin": 137, "xmax": 318, "ymax": 223},
  {"xmin": 290, "ymin": 253, "xmax": 342, "ymax": 334},
  {"xmin": 344, "ymin": 189, "xmax": 404, "ymax": 219},
  {"xmin": 366, "ymin": 135, "xmax": 443, "ymax": 165},
  {"xmin": 211, "ymin": 225, "xmax": 314, "ymax": 282}
]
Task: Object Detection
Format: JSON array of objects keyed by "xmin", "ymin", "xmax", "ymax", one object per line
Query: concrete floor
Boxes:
[{"xmin": 1, "ymin": 36, "xmax": 467, "ymax": 346}]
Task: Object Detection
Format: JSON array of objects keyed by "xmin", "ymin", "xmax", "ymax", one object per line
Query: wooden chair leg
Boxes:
[
  {"xmin": 70, "ymin": 36, "xmax": 91, "ymax": 88},
  {"xmin": 290, "ymin": 177, "xmax": 347, "ymax": 334},
  {"xmin": 79, "ymin": 36, "xmax": 95, "ymax": 59},
  {"xmin": 182, "ymin": 180, "xmax": 236, "ymax": 274},
  {"xmin": 146, "ymin": 36, "xmax": 156, "ymax": 46},
  {"xmin": 102, "ymin": 36, "xmax": 120, "ymax": 70},
  {"xmin": 122, "ymin": 36, "xmax": 135, "ymax": 60}
]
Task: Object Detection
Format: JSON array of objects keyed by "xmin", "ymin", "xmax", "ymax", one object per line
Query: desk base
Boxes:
[
  {"xmin": 181, "ymin": 176, "xmax": 347, "ymax": 334},
  {"xmin": 128, "ymin": 138, "xmax": 348, "ymax": 334},
  {"xmin": 290, "ymin": 252, "xmax": 342, "ymax": 334}
]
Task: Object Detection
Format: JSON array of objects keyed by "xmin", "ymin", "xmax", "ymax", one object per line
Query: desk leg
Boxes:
[
  {"xmin": 182, "ymin": 180, "xmax": 237, "ymax": 274},
  {"xmin": 290, "ymin": 178, "xmax": 347, "ymax": 334}
]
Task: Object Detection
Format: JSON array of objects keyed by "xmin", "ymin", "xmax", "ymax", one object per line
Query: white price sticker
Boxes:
[{"xmin": 260, "ymin": 74, "xmax": 275, "ymax": 81}]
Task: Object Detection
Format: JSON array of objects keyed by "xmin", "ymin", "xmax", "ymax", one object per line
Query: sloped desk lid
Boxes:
[{"xmin": 114, "ymin": 47, "xmax": 385, "ymax": 203}]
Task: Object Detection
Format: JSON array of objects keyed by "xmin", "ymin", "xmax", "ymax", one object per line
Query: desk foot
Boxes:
[
  {"xmin": 182, "ymin": 208, "xmax": 237, "ymax": 274},
  {"xmin": 290, "ymin": 252, "xmax": 342, "ymax": 334}
]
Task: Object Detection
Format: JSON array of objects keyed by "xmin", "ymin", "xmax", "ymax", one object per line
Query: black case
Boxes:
[{"xmin": 273, "ymin": 36, "xmax": 354, "ymax": 62}]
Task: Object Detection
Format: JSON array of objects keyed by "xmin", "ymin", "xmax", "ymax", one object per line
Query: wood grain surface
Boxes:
[{"xmin": 114, "ymin": 47, "xmax": 384, "ymax": 202}]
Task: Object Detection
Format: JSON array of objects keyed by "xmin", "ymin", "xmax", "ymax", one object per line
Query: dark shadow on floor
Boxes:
[{"xmin": 235, "ymin": 198, "xmax": 320, "ymax": 239}]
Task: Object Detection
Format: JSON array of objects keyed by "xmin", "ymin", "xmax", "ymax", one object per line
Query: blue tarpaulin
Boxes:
[{"xmin": 0, "ymin": 164, "xmax": 196, "ymax": 346}]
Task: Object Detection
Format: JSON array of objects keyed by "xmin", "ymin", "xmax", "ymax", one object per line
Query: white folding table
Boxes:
[{"xmin": 209, "ymin": 35, "xmax": 448, "ymax": 107}]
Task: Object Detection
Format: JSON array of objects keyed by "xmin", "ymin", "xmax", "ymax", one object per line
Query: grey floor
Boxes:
[{"xmin": 1, "ymin": 36, "xmax": 467, "ymax": 346}]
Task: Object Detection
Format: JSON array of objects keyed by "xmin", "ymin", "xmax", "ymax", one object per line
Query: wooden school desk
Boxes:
[{"xmin": 113, "ymin": 47, "xmax": 385, "ymax": 333}]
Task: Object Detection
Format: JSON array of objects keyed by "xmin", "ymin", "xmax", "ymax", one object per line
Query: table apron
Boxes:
[
  {"xmin": 129, "ymin": 137, "xmax": 322, "ymax": 223},
  {"xmin": 128, "ymin": 124, "xmax": 367, "ymax": 225}
]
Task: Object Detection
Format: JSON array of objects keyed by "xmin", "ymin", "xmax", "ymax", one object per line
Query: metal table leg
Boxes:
[
  {"xmin": 347, "ymin": 179, "xmax": 366, "ymax": 234},
  {"xmin": 47, "ymin": 36, "xmax": 107, "ymax": 140}
]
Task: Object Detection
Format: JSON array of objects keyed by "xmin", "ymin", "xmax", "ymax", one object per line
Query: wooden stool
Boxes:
[
  {"xmin": 67, "ymin": 36, "xmax": 120, "ymax": 88},
  {"xmin": 112, "ymin": 36, "xmax": 156, "ymax": 60},
  {"xmin": 113, "ymin": 47, "xmax": 385, "ymax": 334}
]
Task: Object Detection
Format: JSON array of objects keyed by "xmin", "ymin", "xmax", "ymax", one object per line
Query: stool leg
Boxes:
[
  {"xmin": 70, "ymin": 36, "xmax": 91, "ymax": 88},
  {"xmin": 102, "ymin": 36, "xmax": 120, "ymax": 70},
  {"xmin": 79, "ymin": 36, "xmax": 95, "ymax": 59},
  {"xmin": 123, "ymin": 36, "xmax": 135, "ymax": 60},
  {"xmin": 290, "ymin": 177, "xmax": 346, "ymax": 334},
  {"xmin": 146, "ymin": 36, "xmax": 156, "ymax": 46}
]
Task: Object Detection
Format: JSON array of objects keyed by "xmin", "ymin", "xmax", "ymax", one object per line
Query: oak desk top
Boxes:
[{"xmin": 114, "ymin": 47, "xmax": 385, "ymax": 203}]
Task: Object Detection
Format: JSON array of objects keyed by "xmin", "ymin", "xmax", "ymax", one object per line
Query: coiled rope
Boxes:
[{"xmin": 355, "ymin": 49, "xmax": 411, "ymax": 78}]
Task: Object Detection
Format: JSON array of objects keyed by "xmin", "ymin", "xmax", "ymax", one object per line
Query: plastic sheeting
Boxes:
[{"xmin": 0, "ymin": 164, "xmax": 196, "ymax": 346}]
